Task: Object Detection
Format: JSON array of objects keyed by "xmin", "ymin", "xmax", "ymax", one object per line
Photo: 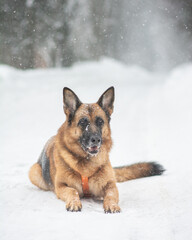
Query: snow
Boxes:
[{"xmin": 1, "ymin": 58, "xmax": 192, "ymax": 240}]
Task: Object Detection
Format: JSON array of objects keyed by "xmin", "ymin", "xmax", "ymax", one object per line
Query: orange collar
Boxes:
[{"xmin": 81, "ymin": 176, "xmax": 91, "ymax": 198}]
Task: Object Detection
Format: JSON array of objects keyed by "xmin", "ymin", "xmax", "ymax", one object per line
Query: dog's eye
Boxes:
[
  {"xmin": 78, "ymin": 118, "xmax": 89, "ymax": 128},
  {"xmin": 95, "ymin": 117, "xmax": 104, "ymax": 127}
]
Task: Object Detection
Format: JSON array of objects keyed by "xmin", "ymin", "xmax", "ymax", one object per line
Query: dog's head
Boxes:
[{"xmin": 62, "ymin": 87, "xmax": 114, "ymax": 157}]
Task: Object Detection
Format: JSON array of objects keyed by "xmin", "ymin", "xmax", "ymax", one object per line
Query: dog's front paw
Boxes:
[
  {"xmin": 104, "ymin": 202, "xmax": 121, "ymax": 213},
  {"xmin": 66, "ymin": 198, "xmax": 82, "ymax": 212}
]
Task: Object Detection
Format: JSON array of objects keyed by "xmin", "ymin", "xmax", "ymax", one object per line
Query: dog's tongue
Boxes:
[
  {"xmin": 90, "ymin": 146, "xmax": 98, "ymax": 151},
  {"xmin": 88, "ymin": 146, "xmax": 99, "ymax": 154}
]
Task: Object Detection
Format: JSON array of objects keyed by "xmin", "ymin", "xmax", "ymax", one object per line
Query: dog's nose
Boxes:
[{"xmin": 90, "ymin": 135, "xmax": 101, "ymax": 145}]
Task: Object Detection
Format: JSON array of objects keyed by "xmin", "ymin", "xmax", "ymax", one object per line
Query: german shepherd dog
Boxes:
[{"xmin": 29, "ymin": 87, "xmax": 165, "ymax": 213}]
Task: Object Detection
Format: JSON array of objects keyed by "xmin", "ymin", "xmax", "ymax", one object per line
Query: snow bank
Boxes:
[{"xmin": 1, "ymin": 59, "xmax": 192, "ymax": 240}]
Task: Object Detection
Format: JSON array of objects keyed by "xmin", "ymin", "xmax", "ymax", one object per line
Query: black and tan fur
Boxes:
[{"xmin": 29, "ymin": 87, "xmax": 165, "ymax": 213}]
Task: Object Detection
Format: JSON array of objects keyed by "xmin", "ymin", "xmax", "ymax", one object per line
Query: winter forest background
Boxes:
[{"xmin": 0, "ymin": 0, "xmax": 192, "ymax": 71}]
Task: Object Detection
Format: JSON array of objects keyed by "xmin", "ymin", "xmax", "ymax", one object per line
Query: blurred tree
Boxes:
[{"xmin": 0, "ymin": 0, "xmax": 191, "ymax": 70}]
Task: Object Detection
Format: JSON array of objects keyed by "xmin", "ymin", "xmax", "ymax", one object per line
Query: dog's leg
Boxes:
[
  {"xmin": 103, "ymin": 181, "xmax": 121, "ymax": 213},
  {"xmin": 55, "ymin": 183, "xmax": 82, "ymax": 212},
  {"xmin": 29, "ymin": 163, "xmax": 50, "ymax": 191}
]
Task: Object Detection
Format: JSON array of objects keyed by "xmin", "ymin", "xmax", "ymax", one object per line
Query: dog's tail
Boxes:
[{"xmin": 114, "ymin": 162, "xmax": 165, "ymax": 183}]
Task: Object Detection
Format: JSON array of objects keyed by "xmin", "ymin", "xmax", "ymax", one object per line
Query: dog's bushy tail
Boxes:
[{"xmin": 114, "ymin": 162, "xmax": 165, "ymax": 183}]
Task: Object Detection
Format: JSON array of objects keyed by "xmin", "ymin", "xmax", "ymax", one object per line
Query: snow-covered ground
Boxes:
[{"xmin": 1, "ymin": 59, "xmax": 192, "ymax": 240}]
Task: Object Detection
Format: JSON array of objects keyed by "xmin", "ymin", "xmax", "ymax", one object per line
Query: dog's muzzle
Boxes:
[{"xmin": 81, "ymin": 133, "xmax": 102, "ymax": 156}]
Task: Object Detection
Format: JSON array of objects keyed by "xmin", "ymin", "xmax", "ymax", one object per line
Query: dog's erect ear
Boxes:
[
  {"xmin": 97, "ymin": 87, "xmax": 115, "ymax": 117},
  {"xmin": 63, "ymin": 87, "xmax": 82, "ymax": 121}
]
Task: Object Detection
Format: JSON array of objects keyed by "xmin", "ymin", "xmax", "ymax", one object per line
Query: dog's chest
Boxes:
[{"xmin": 87, "ymin": 177, "xmax": 105, "ymax": 198}]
